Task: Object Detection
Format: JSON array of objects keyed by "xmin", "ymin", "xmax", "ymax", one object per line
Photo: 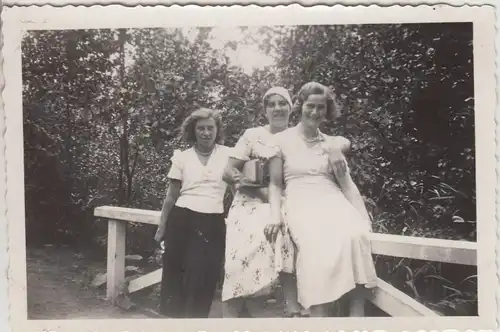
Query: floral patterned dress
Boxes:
[{"xmin": 221, "ymin": 126, "xmax": 295, "ymax": 302}]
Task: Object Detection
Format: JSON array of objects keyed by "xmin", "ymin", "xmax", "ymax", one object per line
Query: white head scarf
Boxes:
[{"xmin": 262, "ymin": 86, "xmax": 293, "ymax": 109}]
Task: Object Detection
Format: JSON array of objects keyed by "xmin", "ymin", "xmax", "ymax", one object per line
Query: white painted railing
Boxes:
[{"xmin": 94, "ymin": 205, "xmax": 477, "ymax": 317}]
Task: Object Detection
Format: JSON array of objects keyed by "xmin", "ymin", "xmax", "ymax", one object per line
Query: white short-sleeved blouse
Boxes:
[
  {"xmin": 167, "ymin": 144, "xmax": 231, "ymax": 214},
  {"xmin": 228, "ymin": 126, "xmax": 281, "ymax": 204},
  {"xmin": 230, "ymin": 126, "xmax": 281, "ymax": 162}
]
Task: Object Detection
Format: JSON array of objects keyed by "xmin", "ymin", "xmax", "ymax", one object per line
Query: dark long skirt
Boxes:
[{"xmin": 159, "ymin": 206, "xmax": 226, "ymax": 318}]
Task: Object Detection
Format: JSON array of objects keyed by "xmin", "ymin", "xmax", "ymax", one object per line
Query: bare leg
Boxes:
[
  {"xmin": 222, "ymin": 297, "xmax": 245, "ymax": 318},
  {"xmin": 279, "ymin": 272, "xmax": 302, "ymax": 315},
  {"xmin": 309, "ymin": 303, "xmax": 331, "ymax": 317},
  {"xmin": 348, "ymin": 285, "xmax": 366, "ymax": 317}
]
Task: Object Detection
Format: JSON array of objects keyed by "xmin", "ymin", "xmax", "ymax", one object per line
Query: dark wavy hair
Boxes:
[
  {"xmin": 180, "ymin": 108, "xmax": 224, "ymax": 145},
  {"xmin": 293, "ymin": 82, "xmax": 341, "ymax": 120}
]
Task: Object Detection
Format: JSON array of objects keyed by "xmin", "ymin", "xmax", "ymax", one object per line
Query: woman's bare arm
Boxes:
[
  {"xmin": 335, "ymin": 170, "xmax": 372, "ymax": 229},
  {"xmin": 336, "ymin": 136, "xmax": 351, "ymax": 153},
  {"xmin": 331, "ymin": 137, "xmax": 369, "ymax": 225},
  {"xmin": 326, "ymin": 136, "xmax": 351, "ymax": 180},
  {"xmin": 265, "ymin": 155, "xmax": 285, "ymax": 242},
  {"xmin": 154, "ymin": 179, "xmax": 182, "ymax": 242}
]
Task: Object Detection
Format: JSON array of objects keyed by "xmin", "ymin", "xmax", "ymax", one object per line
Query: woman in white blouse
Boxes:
[
  {"xmin": 266, "ymin": 82, "xmax": 377, "ymax": 317},
  {"xmin": 154, "ymin": 108, "xmax": 231, "ymax": 318}
]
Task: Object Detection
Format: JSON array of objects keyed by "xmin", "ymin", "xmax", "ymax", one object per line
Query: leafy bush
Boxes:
[{"xmin": 23, "ymin": 24, "xmax": 476, "ymax": 315}]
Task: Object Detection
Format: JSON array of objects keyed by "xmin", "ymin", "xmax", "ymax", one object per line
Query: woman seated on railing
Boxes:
[
  {"xmin": 265, "ymin": 82, "xmax": 377, "ymax": 317},
  {"xmin": 154, "ymin": 108, "xmax": 231, "ymax": 318},
  {"xmin": 220, "ymin": 87, "xmax": 303, "ymax": 318}
]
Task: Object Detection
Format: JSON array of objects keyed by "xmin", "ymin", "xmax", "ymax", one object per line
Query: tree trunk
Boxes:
[{"xmin": 117, "ymin": 28, "xmax": 130, "ymax": 206}]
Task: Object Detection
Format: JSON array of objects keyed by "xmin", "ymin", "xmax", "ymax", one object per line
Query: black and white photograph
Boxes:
[{"xmin": 2, "ymin": 4, "xmax": 497, "ymax": 332}]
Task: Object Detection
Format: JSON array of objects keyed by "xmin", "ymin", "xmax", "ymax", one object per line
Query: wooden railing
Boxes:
[{"xmin": 94, "ymin": 205, "xmax": 477, "ymax": 317}]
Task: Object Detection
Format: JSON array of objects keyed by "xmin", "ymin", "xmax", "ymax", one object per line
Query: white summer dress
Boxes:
[{"xmin": 274, "ymin": 126, "xmax": 378, "ymax": 309}]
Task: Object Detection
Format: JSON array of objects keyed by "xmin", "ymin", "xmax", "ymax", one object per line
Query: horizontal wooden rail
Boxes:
[
  {"xmin": 370, "ymin": 233, "xmax": 477, "ymax": 266},
  {"xmin": 95, "ymin": 205, "xmax": 477, "ymax": 266},
  {"xmin": 95, "ymin": 206, "xmax": 160, "ymax": 225}
]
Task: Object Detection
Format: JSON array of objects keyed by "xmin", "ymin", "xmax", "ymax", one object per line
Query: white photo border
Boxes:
[
  {"xmin": 2, "ymin": 4, "xmax": 497, "ymax": 332},
  {"xmin": 1, "ymin": 0, "xmax": 498, "ymax": 8}
]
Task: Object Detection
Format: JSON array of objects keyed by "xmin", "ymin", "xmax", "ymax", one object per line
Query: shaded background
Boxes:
[{"xmin": 22, "ymin": 23, "xmax": 477, "ymax": 316}]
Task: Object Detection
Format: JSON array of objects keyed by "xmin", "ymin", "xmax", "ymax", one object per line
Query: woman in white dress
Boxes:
[
  {"xmin": 266, "ymin": 82, "xmax": 378, "ymax": 317},
  {"xmin": 221, "ymin": 87, "xmax": 305, "ymax": 317},
  {"xmin": 154, "ymin": 108, "xmax": 232, "ymax": 318}
]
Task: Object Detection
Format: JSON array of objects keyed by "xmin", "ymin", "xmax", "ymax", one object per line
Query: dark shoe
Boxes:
[
  {"xmin": 284, "ymin": 310, "xmax": 303, "ymax": 318},
  {"xmin": 299, "ymin": 310, "xmax": 310, "ymax": 317}
]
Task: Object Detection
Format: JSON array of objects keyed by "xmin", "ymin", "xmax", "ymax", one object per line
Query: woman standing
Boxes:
[
  {"xmin": 266, "ymin": 82, "xmax": 377, "ymax": 317},
  {"xmin": 154, "ymin": 108, "xmax": 231, "ymax": 318},
  {"xmin": 221, "ymin": 87, "xmax": 307, "ymax": 318}
]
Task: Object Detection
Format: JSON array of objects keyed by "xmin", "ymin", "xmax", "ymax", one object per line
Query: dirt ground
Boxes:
[
  {"xmin": 26, "ymin": 245, "xmax": 285, "ymax": 319},
  {"xmin": 27, "ymin": 245, "xmax": 153, "ymax": 319}
]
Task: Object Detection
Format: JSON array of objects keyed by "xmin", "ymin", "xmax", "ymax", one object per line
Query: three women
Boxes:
[{"xmin": 155, "ymin": 82, "xmax": 377, "ymax": 318}]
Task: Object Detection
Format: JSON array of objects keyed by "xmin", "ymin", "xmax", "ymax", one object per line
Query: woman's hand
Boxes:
[
  {"xmin": 264, "ymin": 220, "xmax": 283, "ymax": 243},
  {"xmin": 226, "ymin": 168, "xmax": 251, "ymax": 191},
  {"xmin": 154, "ymin": 224, "xmax": 166, "ymax": 243},
  {"xmin": 328, "ymin": 149, "xmax": 348, "ymax": 179},
  {"xmin": 156, "ymin": 179, "xmax": 181, "ymax": 243},
  {"xmin": 228, "ymin": 168, "xmax": 242, "ymax": 184},
  {"xmin": 223, "ymin": 158, "xmax": 247, "ymax": 186}
]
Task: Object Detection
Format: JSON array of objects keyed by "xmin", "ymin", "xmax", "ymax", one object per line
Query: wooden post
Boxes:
[{"xmin": 106, "ymin": 219, "xmax": 126, "ymax": 304}]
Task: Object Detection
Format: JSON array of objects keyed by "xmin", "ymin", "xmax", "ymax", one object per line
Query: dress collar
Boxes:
[{"xmin": 295, "ymin": 125, "xmax": 326, "ymax": 143}]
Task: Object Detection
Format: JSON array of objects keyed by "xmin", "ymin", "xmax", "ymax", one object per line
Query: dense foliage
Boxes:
[{"xmin": 22, "ymin": 24, "xmax": 476, "ymax": 315}]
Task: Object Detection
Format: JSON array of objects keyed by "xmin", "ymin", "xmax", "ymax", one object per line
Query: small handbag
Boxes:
[{"xmin": 240, "ymin": 159, "xmax": 270, "ymax": 187}]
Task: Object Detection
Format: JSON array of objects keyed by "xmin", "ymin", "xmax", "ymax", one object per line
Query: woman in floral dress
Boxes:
[
  {"xmin": 221, "ymin": 87, "xmax": 304, "ymax": 317},
  {"xmin": 266, "ymin": 82, "xmax": 378, "ymax": 317}
]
